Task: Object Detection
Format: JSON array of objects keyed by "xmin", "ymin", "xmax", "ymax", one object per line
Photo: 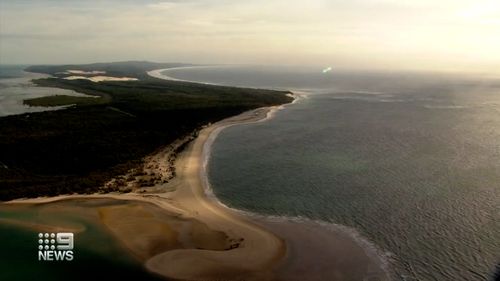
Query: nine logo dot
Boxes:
[{"xmin": 38, "ymin": 233, "xmax": 57, "ymax": 250}]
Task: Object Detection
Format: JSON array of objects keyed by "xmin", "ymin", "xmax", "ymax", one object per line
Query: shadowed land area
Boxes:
[{"xmin": 0, "ymin": 61, "xmax": 293, "ymax": 200}]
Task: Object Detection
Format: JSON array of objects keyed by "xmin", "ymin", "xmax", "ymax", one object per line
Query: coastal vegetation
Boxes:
[
  {"xmin": 0, "ymin": 62, "xmax": 292, "ymax": 200},
  {"xmin": 23, "ymin": 94, "xmax": 107, "ymax": 107}
]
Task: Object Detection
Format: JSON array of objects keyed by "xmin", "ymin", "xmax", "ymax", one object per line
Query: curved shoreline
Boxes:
[
  {"xmin": 4, "ymin": 67, "xmax": 297, "ymax": 280},
  {"xmin": 4, "ymin": 104, "xmax": 291, "ymax": 280},
  {"xmin": 144, "ymin": 105, "xmax": 289, "ymax": 280},
  {"xmin": 4, "ymin": 67, "xmax": 391, "ymax": 280},
  {"xmin": 147, "ymin": 66, "xmax": 391, "ymax": 280},
  {"xmin": 148, "ymin": 67, "xmax": 390, "ymax": 280},
  {"xmin": 147, "ymin": 66, "xmax": 223, "ymax": 85}
]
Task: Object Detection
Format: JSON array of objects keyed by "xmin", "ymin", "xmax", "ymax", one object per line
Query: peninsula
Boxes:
[{"xmin": 0, "ymin": 61, "xmax": 293, "ymax": 200}]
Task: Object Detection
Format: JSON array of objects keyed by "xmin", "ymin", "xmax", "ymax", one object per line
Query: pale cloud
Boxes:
[
  {"xmin": 147, "ymin": 1, "xmax": 194, "ymax": 10},
  {"xmin": 147, "ymin": 2, "xmax": 177, "ymax": 10}
]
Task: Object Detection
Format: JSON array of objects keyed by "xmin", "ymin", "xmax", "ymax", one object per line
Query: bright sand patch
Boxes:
[
  {"xmin": 97, "ymin": 202, "xmax": 232, "ymax": 261},
  {"xmin": 98, "ymin": 203, "xmax": 181, "ymax": 260},
  {"xmin": 66, "ymin": 70, "xmax": 107, "ymax": 75}
]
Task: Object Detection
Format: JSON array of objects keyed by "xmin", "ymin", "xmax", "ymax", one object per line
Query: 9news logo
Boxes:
[{"xmin": 37, "ymin": 232, "xmax": 74, "ymax": 261}]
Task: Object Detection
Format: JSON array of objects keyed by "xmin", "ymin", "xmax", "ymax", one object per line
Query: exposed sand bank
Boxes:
[{"xmin": 4, "ymin": 105, "xmax": 287, "ymax": 281}]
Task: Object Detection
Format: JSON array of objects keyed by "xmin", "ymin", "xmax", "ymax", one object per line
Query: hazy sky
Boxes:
[{"xmin": 1, "ymin": 0, "xmax": 499, "ymax": 72}]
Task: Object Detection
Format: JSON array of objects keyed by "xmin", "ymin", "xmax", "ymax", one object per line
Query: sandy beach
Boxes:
[
  {"xmin": 147, "ymin": 67, "xmax": 220, "ymax": 84},
  {"xmin": 4, "ymin": 105, "xmax": 287, "ymax": 281}
]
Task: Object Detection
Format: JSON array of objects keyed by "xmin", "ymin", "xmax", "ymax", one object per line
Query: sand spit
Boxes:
[
  {"xmin": 5, "ymin": 106, "xmax": 287, "ymax": 281},
  {"xmin": 4, "ymin": 68, "xmax": 389, "ymax": 280}
]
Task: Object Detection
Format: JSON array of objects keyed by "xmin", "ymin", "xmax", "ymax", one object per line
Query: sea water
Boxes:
[
  {"xmin": 0, "ymin": 65, "xmax": 90, "ymax": 116},
  {"xmin": 0, "ymin": 199, "xmax": 162, "ymax": 281},
  {"xmin": 163, "ymin": 65, "xmax": 500, "ymax": 281}
]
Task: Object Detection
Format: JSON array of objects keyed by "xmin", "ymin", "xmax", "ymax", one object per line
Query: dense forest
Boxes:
[{"xmin": 0, "ymin": 62, "xmax": 292, "ymax": 200}]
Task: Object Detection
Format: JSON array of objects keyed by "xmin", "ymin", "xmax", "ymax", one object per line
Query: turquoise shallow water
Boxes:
[
  {"xmin": 164, "ymin": 66, "xmax": 500, "ymax": 281},
  {"xmin": 0, "ymin": 65, "xmax": 89, "ymax": 116},
  {"xmin": 0, "ymin": 199, "xmax": 162, "ymax": 281}
]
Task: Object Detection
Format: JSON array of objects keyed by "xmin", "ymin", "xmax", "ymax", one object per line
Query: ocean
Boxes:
[{"xmin": 162, "ymin": 65, "xmax": 500, "ymax": 281}]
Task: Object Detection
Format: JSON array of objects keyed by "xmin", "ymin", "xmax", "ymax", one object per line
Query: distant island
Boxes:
[{"xmin": 0, "ymin": 61, "xmax": 293, "ymax": 200}]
